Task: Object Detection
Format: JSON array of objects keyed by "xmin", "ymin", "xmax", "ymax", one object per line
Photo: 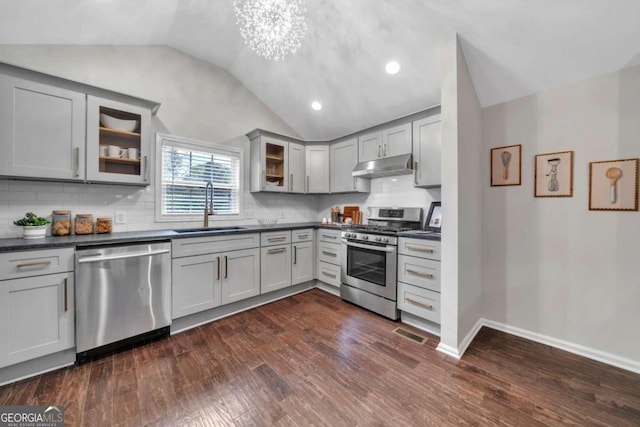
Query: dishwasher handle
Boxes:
[{"xmin": 78, "ymin": 249, "xmax": 170, "ymax": 264}]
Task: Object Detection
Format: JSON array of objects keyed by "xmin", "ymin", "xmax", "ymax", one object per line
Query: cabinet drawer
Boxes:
[
  {"xmin": 291, "ymin": 228, "xmax": 313, "ymax": 243},
  {"xmin": 318, "ymin": 228, "xmax": 341, "ymax": 243},
  {"xmin": 397, "ymin": 282, "xmax": 440, "ymax": 324},
  {"xmin": 261, "ymin": 230, "xmax": 292, "ymax": 247},
  {"xmin": 172, "ymin": 233, "xmax": 259, "ymax": 258},
  {"xmin": 0, "ymin": 248, "xmax": 74, "ymax": 281},
  {"xmin": 317, "ymin": 241, "xmax": 341, "ymax": 265},
  {"xmin": 317, "ymin": 261, "xmax": 340, "ymax": 287},
  {"xmin": 397, "ymin": 254, "xmax": 440, "ymax": 292},
  {"xmin": 398, "ymin": 238, "xmax": 441, "ymax": 260}
]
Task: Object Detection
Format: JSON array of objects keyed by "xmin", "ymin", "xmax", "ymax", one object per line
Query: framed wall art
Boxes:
[
  {"xmin": 534, "ymin": 151, "xmax": 574, "ymax": 197},
  {"xmin": 589, "ymin": 158, "xmax": 639, "ymax": 211},
  {"xmin": 491, "ymin": 145, "xmax": 521, "ymax": 186}
]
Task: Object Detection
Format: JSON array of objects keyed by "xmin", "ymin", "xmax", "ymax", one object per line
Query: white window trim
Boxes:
[{"xmin": 155, "ymin": 132, "xmax": 244, "ymax": 223}]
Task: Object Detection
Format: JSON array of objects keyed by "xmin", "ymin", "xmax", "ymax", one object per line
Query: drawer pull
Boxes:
[
  {"xmin": 406, "ymin": 245, "xmax": 434, "ymax": 253},
  {"xmin": 406, "ymin": 298, "xmax": 433, "ymax": 310},
  {"xmin": 406, "ymin": 269, "xmax": 434, "ymax": 279},
  {"xmin": 322, "ymin": 251, "xmax": 337, "ymax": 257},
  {"xmin": 267, "ymin": 236, "xmax": 287, "ymax": 242},
  {"xmin": 297, "ymin": 234, "xmax": 308, "ymax": 239},
  {"xmin": 322, "ymin": 234, "xmax": 337, "ymax": 239},
  {"xmin": 16, "ymin": 260, "xmax": 52, "ymax": 269},
  {"xmin": 267, "ymin": 247, "xmax": 287, "ymax": 254},
  {"xmin": 63, "ymin": 278, "xmax": 68, "ymax": 312},
  {"xmin": 322, "ymin": 270, "xmax": 337, "ymax": 278}
]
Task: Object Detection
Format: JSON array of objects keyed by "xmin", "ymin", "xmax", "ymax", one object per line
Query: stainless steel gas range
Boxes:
[{"xmin": 340, "ymin": 207, "xmax": 422, "ymax": 320}]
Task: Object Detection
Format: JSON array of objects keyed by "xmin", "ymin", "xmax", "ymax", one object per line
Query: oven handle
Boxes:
[{"xmin": 341, "ymin": 239, "xmax": 396, "ymax": 253}]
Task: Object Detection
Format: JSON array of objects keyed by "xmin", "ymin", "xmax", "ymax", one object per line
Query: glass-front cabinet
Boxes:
[
  {"xmin": 86, "ymin": 95, "xmax": 151, "ymax": 185},
  {"xmin": 250, "ymin": 135, "xmax": 289, "ymax": 192}
]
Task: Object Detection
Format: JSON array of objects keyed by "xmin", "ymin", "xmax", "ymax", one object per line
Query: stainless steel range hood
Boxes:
[{"xmin": 352, "ymin": 154, "xmax": 413, "ymax": 178}]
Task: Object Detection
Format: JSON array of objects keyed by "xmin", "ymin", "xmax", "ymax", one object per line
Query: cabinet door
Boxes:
[
  {"xmin": 86, "ymin": 95, "xmax": 151, "ymax": 185},
  {"xmin": 305, "ymin": 145, "xmax": 330, "ymax": 193},
  {"xmin": 260, "ymin": 244, "xmax": 292, "ymax": 294},
  {"xmin": 292, "ymin": 241, "xmax": 314, "ymax": 285},
  {"xmin": 383, "ymin": 122, "xmax": 412, "ymax": 157},
  {"xmin": 0, "ymin": 74, "xmax": 86, "ymax": 180},
  {"xmin": 261, "ymin": 137, "xmax": 289, "ymax": 192},
  {"xmin": 289, "ymin": 142, "xmax": 305, "ymax": 193},
  {"xmin": 171, "ymin": 254, "xmax": 220, "ymax": 319},
  {"xmin": 358, "ymin": 131, "xmax": 382, "ymax": 162},
  {"xmin": 330, "ymin": 138, "xmax": 370, "ymax": 193},
  {"xmin": 222, "ymin": 248, "xmax": 260, "ymax": 304},
  {"xmin": 412, "ymin": 116, "xmax": 441, "ymax": 187},
  {"xmin": 0, "ymin": 273, "xmax": 74, "ymax": 368}
]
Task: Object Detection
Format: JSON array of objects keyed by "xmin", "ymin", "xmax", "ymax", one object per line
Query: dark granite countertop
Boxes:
[
  {"xmin": 397, "ymin": 230, "xmax": 442, "ymax": 241},
  {"xmin": 0, "ymin": 222, "xmax": 344, "ymax": 253}
]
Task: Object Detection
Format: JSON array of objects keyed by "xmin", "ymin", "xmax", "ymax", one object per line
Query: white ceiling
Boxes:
[{"xmin": 2, "ymin": 0, "xmax": 640, "ymax": 140}]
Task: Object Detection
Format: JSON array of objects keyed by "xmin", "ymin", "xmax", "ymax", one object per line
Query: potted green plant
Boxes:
[{"xmin": 13, "ymin": 212, "xmax": 50, "ymax": 239}]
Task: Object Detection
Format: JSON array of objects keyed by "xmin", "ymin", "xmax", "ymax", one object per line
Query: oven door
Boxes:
[{"xmin": 341, "ymin": 239, "xmax": 397, "ymax": 300}]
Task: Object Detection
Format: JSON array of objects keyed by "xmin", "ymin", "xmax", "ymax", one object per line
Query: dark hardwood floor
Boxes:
[{"xmin": 1, "ymin": 289, "xmax": 639, "ymax": 426}]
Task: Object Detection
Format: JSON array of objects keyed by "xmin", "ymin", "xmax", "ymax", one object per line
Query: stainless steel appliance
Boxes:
[
  {"xmin": 340, "ymin": 207, "xmax": 422, "ymax": 319},
  {"xmin": 75, "ymin": 241, "xmax": 171, "ymax": 360}
]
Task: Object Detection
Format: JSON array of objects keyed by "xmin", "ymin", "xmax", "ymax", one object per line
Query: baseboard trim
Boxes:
[
  {"xmin": 400, "ymin": 312, "xmax": 441, "ymax": 337},
  {"xmin": 314, "ymin": 280, "xmax": 340, "ymax": 296},
  {"xmin": 457, "ymin": 317, "xmax": 485, "ymax": 357},
  {"xmin": 482, "ymin": 319, "xmax": 640, "ymax": 375},
  {"xmin": 435, "ymin": 342, "xmax": 460, "ymax": 358}
]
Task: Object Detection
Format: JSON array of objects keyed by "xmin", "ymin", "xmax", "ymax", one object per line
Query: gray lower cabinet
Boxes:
[
  {"xmin": 172, "ymin": 254, "xmax": 221, "ymax": 319},
  {"xmin": 261, "ymin": 245, "xmax": 292, "ymax": 293},
  {"xmin": 0, "ymin": 272, "xmax": 74, "ymax": 369},
  {"xmin": 0, "ymin": 73, "xmax": 86, "ymax": 181},
  {"xmin": 292, "ymin": 241, "xmax": 314, "ymax": 285},
  {"xmin": 316, "ymin": 228, "xmax": 342, "ymax": 288},
  {"xmin": 221, "ymin": 248, "xmax": 260, "ymax": 304}
]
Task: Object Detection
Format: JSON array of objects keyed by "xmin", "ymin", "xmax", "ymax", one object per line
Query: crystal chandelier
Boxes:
[{"xmin": 233, "ymin": 0, "xmax": 308, "ymax": 61}]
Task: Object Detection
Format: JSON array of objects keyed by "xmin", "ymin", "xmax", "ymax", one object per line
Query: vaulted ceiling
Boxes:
[{"xmin": 1, "ymin": 0, "xmax": 640, "ymax": 140}]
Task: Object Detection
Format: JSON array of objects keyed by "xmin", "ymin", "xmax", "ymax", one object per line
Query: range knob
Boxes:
[
  {"xmin": 361, "ymin": 235, "xmax": 368, "ymax": 240},
  {"xmin": 375, "ymin": 236, "xmax": 382, "ymax": 242},
  {"xmin": 346, "ymin": 233, "xmax": 353, "ymax": 238},
  {"xmin": 382, "ymin": 237, "xmax": 389, "ymax": 243}
]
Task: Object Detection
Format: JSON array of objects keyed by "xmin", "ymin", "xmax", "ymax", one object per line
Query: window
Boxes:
[{"xmin": 157, "ymin": 134, "xmax": 242, "ymax": 220}]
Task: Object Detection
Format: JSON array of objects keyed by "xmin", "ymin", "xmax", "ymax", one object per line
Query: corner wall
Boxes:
[{"xmin": 482, "ymin": 64, "xmax": 640, "ymax": 367}]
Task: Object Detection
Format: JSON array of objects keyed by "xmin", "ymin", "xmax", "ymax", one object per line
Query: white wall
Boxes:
[
  {"xmin": 0, "ymin": 45, "xmax": 318, "ymax": 238},
  {"xmin": 316, "ymin": 175, "xmax": 440, "ymax": 222},
  {"xmin": 482, "ymin": 64, "xmax": 640, "ymax": 364}
]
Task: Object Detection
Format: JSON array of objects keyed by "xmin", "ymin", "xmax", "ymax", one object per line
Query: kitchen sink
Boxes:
[{"xmin": 173, "ymin": 226, "xmax": 248, "ymax": 234}]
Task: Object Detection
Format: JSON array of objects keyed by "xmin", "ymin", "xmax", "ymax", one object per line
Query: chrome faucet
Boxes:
[{"xmin": 204, "ymin": 181, "xmax": 214, "ymax": 228}]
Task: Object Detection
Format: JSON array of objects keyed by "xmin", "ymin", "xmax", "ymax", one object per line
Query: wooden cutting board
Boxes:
[{"xmin": 343, "ymin": 206, "xmax": 359, "ymax": 222}]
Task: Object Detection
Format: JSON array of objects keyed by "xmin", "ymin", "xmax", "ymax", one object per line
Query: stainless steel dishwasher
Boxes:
[{"xmin": 75, "ymin": 241, "xmax": 171, "ymax": 361}]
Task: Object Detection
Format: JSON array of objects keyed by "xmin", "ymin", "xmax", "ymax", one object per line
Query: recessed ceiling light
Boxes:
[
  {"xmin": 311, "ymin": 101, "xmax": 322, "ymax": 111},
  {"xmin": 385, "ymin": 61, "xmax": 401, "ymax": 75}
]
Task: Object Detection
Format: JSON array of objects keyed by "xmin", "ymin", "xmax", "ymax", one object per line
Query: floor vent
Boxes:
[{"xmin": 393, "ymin": 327, "xmax": 427, "ymax": 345}]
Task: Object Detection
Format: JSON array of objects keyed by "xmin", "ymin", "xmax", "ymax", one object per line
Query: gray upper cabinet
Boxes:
[
  {"xmin": 0, "ymin": 74, "xmax": 86, "ymax": 181},
  {"xmin": 330, "ymin": 138, "xmax": 370, "ymax": 193},
  {"xmin": 86, "ymin": 95, "xmax": 152, "ymax": 185},
  {"xmin": 305, "ymin": 145, "xmax": 330, "ymax": 193},
  {"xmin": 250, "ymin": 135, "xmax": 289, "ymax": 193},
  {"xmin": 383, "ymin": 122, "xmax": 412, "ymax": 157},
  {"xmin": 412, "ymin": 115, "xmax": 442, "ymax": 188},
  {"xmin": 358, "ymin": 131, "xmax": 382, "ymax": 162},
  {"xmin": 288, "ymin": 141, "xmax": 305, "ymax": 193}
]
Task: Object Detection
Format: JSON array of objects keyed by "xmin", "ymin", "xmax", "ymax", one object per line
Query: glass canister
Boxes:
[
  {"xmin": 75, "ymin": 214, "xmax": 94, "ymax": 235},
  {"xmin": 95, "ymin": 217, "xmax": 113, "ymax": 234},
  {"xmin": 51, "ymin": 210, "xmax": 71, "ymax": 236}
]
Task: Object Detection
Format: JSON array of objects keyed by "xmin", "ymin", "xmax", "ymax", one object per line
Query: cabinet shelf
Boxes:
[
  {"xmin": 266, "ymin": 174, "xmax": 284, "ymax": 179},
  {"xmin": 99, "ymin": 126, "xmax": 141, "ymax": 137},
  {"xmin": 266, "ymin": 155, "xmax": 284, "ymax": 161},
  {"xmin": 99, "ymin": 156, "xmax": 141, "ymax": 165}
]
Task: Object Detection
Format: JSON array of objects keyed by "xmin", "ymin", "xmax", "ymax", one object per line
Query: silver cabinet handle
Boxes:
[
  {"xmin": 353, "ymin": 176, "xmax": 357, "ymax": 190},
  {"xmin": 16, "ymin": 260, "xmax": 52, "ymax": 269},
  {"xmin": 383, "ymin": 144, "xmax": 387, "ymax": 157},
  {"xmin": 78, "ymin": 249, "xmax": 170, "ymax": 263},
  {"xmin": 414, "ymin": 161, "xmax": 418, "ymax": 185},
  {"xmin": 262, "ymin": 170, "xmax": 266, "ymax": 189},
  {"xmin": 377, "ymin": 145, "xmax": 381, "ymax": 158},
  {"xmin": 321, "ymin": 250, "xmax": 337, "ymax": 257},
  {"xmin": 322, "ymin": 270, "xmax": 337, "ymax": 278},
  {"xmin": 267, "ymin": 247, "xmax": 287, "ymax": 254},
  {"xmin": 224, "ymin": 255, "xmax": 228, "ymax": 278},
  {"xmin": 296, "ymin": 234, "xmax": 308, "ymax": 240},
  {"xmin": 74, "ymin": 147, "xmax": 81, "ymax": 177},
  {"xmin": 217, "ymin": 256, "xmax": 220, "ymax": 281},
  {"xmin": 63, "ymin": 278, "xmax": 68, "ymax": 312},
  {"xmin": 322, "ymin": 233, "xmax": 337, "ymax": 239},
  {"xmin": 143, "ymin": 156, "xmax": 149, "ymax": 182},
  {"xmin": 406, "ymin": 298, "xmax": 433, "ymax": 310},
  {"xmin": 267, "ymin": 236, "xmax": 287, "ymax": 242},
  {"xmin": 290, "ymin": 174, "xmax": 293, "ymax": 191},
  {"xmin": 406, "ymin": 268, "xmax": 434, "ymax": 279},
  {"xmin": 293, "ymin": 245, "xmax": 297, "ymax": 264},
  {"xmin": 306, "ymin": 176, "xmax": 310, "ymax": 193},
  {"xmin": 406, "ymin": 245, "xmax": 434, "ymax": 253}
]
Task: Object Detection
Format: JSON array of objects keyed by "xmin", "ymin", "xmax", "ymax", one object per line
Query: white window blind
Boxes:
[{"xmin": 160, "ymin": 140, "xmax": 241, "ymax": 216}]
